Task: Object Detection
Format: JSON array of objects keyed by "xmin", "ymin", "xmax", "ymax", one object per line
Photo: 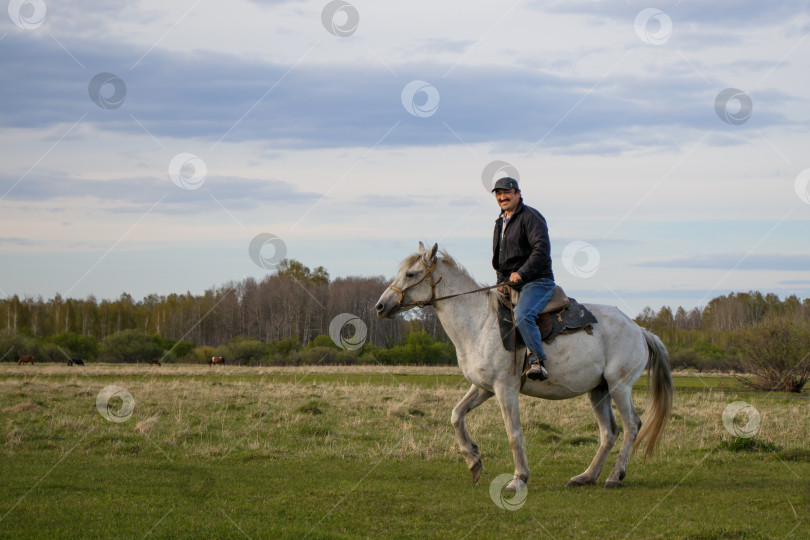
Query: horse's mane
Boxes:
[
  {"xmin": 437, "ymin": 250, "xmax": 474, "ymax": 281},
  {"xmin": 438, "ymin": 251, "xmax": 500, "ymax": 313}
]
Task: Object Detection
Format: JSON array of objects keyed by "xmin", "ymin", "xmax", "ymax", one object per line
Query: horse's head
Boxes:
[{"xmin": 376, "ymin": 242, "xmax": 440, "ymax": 318}]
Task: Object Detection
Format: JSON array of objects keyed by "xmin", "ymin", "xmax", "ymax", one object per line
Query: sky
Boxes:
[{"xmin": 1, "ymin": 0, "xmax": 809, "ymax": 318}]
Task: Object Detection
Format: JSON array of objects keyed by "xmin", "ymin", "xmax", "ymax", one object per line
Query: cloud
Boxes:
[
  {"xmin": 574, "ymin": 285, "xmax": 810, "ymax": 312},
  {"xmin": 0, "ymin": 171, "xmax": 320, "ymax": 214},
  {"xmin": 0, "ymin": 237, "xmax": 35, "ymax": 246},
  {"xmin": 636, "ymin": 253, "xmax": 810, "ymax": 271},
  {"xmin": 358, "ymin": 194, "xmax": 420, "ymax": 207},
  {"xmin": 779, "ymin": 279, "xmax": 810, "ymax": 285},
  {"xmin": 415, "ymin": 38, "xmax": 476, "ymax": 55},
  {"xmin": 1, "ymin": 31, "xmax": 800, "ymax": 156},
  {"xmin": 537, "ymin": 0, "xmax": 810, "ymax": 27},
  {"xmin": 575, "ymin": 287, "xmax": 730, "ymax": 300}
]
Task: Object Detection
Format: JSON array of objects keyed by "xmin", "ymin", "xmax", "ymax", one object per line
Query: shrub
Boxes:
[
  {"xmin": 307, "ymin": 334, "xmax": 340, "ymax": 350},
  {"xmin": 167, "ymin": 340, "xmax": 195, "ymax": 361},
  {"xmin": 668, "ymin": 348, "xmax": 698, "ymax": 371},
  {"xmin": 38, "ymin": 342, "xmax": 71, "ymax": 363},
  {"xmin": 270, "ymin": 337, "xmax": 301, "ymax": 357},
  {"xmin": 45, "ymin": 332, "xmax": 99, "ymax": 361},
  {"xmin": 0, "ymin": 332, "xmax": 38, "ymax": 361},
  {"xmin": 286, "ymin": 346, "xmax": 359, "ymax": 366},
  {"xmin": 669, "ymin": 340, "xmax": 737, "ymax": 372},
  {"xmin": 691, "ymin": 339, "xmax": 729, "ymax": 371},
  {"xmin": 226, "ymin": 337, "xmax": 269, "ymax": 365},
  {"xmin": 371, "ymin": 332, "xmax": 456, "ymax": 365},
  {"xmin": 98, "ymin": 330, "xmax": 165, "ymax": 364},
  {"xmin": 191, "ymin": 346, "xmax": 222, "ymax": 365},
  {"xmin": 733, "ymin": 320, "xmax": 810, "ymax": 393}
]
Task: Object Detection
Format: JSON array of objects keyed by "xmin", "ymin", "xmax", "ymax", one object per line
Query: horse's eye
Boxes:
[{"xmin": 406, "ymin": 272, "xmax": 416, "ymax": 278}]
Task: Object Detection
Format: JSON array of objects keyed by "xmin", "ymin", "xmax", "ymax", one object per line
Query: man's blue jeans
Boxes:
[{"xmin": 513, "ymin": 278, "xmax": 557, "ymax": 361}]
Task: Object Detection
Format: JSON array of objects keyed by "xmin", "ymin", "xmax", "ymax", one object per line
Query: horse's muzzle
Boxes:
[
  {"xmin": 375, "ymin": 294, "xmax": 399, "ymax": 319},
  {"xmin": 375, "ymin": 300, "xmax": 390, "ymax": 318}
]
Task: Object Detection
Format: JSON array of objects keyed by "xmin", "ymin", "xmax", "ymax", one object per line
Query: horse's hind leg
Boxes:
[
  {"xmin": 566, "ymin": 381, "xmax": 618, "ymax": 487},
  {"xmin": 604, "ymin": 383, "xmax": 641, "ymax": 488},
  {"xmin": 451, "ymin": 384, "xmax": 494, "ymax": 484}
]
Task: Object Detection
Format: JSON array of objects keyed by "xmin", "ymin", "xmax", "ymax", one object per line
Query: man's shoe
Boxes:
[{"xmin": 525, "ymin": 356, "xmax": 548, "ymax": 381}]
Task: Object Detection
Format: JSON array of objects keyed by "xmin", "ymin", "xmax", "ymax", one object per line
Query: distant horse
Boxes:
[
  {"xmin": 67, "ymin": 358, "xmax": 84, "ymax": 366},
  {"xmin": 376, "ymin": 243, "xmax": 673, "ymax": 491},
  {"xmin": 18, "ymin": 356, "xmax": 34, "ymax": 365},
  {"xmin": 209, "ymin": 356, "xmax": 226, "ymax": 366},
  {"xmin": 150, "ymin": 359, "xmax": 161, "ymax": 366}
]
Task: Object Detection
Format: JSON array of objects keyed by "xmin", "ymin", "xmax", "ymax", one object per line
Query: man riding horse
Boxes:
[{"xmin": 492, "ymin": 177, "xmax": 556, "ymax": 381}]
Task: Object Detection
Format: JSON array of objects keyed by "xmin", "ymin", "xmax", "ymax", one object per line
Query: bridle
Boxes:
[
  {"xmin": 386, "ymin": 257, "xmax": 506, "ymax": 311},
  {"xmin": 386, "ymin": 257, "xmax": 443, "ymax": 310}
]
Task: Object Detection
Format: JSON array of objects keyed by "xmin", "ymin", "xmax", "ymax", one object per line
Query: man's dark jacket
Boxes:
[{"xmin": 492, "ymin": 199, "xmax": 554, "ymax": 289}]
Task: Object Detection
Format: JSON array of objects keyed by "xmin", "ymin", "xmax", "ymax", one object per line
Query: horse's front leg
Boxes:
[
  {"xmin": 494, "ymin": 383, "xmax": 529, "ymax": 492},
  {"xmin": 451, "ymin": 384, "xmax": 494, "ymax": 483}
]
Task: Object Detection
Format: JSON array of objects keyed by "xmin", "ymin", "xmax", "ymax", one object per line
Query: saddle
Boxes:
[{"xmin": 496, "ymin": 285, "xmax": 597, "ymax": 352}]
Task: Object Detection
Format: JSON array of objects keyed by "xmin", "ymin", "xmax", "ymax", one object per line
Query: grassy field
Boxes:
[{"xmin": 0, "ymin": 364, "xmax": 808, "ymax": 539}]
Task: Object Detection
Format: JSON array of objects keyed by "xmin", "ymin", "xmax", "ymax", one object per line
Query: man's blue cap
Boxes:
[{"xmin": 491, "ymin": 177, "xmax": 520, "ymax": 192}]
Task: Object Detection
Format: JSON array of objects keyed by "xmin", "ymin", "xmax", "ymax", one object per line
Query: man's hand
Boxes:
[{"xmin": 498, "ymin": 272, "xmax": 522, "ymax": 294}]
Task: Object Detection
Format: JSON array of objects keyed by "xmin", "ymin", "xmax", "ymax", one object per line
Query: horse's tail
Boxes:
[{"xmin": 633, "ymin": 330, "xmax": 674, "ymax": 459}]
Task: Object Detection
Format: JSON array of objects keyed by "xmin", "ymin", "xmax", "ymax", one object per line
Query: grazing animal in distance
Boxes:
[
  {"xmin": 150, "ymin": 359, "xmax": 161, "ymax": 366},
  {"xmin": 67, "ymin": 358, "xmax": 84, "ymax": 366},
  {"xmin": 18, "ymin": 356, "xmax": 35, "ymax": 365},
  {"xmin": 209, "ymin": 356, "xmax": 226, "ymax": 366}
]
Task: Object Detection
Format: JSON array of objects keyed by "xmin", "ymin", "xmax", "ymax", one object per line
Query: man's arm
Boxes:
[
  {"xmin": 493, "ymin": 218, "xmax": 507, "ymax": 286},
  {"xmin": 516, "ymin": 210, "xmax": 551, "ymax": 283}
]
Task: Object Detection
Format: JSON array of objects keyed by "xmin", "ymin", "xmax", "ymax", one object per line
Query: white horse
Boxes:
[{"xmin": 375, "ymin": 243, "xmax": 673, "ymax": 492}]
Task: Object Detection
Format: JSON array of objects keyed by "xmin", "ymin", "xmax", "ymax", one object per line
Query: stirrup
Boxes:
[{"xmin": 525, "ymin": 356, "xmax": 548, "ymax": 381}]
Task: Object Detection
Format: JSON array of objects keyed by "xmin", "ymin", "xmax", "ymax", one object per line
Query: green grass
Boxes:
[{"xmin": 0, "ymin": 364, "xmax": 808, "ymax": 539}]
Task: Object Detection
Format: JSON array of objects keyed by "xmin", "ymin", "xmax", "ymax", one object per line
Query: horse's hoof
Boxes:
[
  {"xmin": 503, "ymin": 478, "xmax": 527, "ymax": 494},
  {"xmin": 604, "ymin": 480, "xmax": 622, "ymax": 489},
  {"xmin": 470, "ymin": 460, "xmax": 483, "ymax": 484},
  {"xmin": 565, "ymin": 475, "xmax": 594, "ymax": 487}
]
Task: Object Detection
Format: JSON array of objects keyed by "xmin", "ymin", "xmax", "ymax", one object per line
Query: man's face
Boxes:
[{"xmin": 494, "ymin": 189, "xmax": 520, "ymax": 214}]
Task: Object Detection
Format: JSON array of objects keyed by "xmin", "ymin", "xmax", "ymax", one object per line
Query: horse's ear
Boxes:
[
  {"xmin": 423, "ymin": 243, "xmax": 438, "ymax": 264},
  {"xmin": 418, "ymin": 241, "xmax": 426, "ymax": 254}
]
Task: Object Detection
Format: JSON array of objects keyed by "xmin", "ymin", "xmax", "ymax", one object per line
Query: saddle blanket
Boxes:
[{"xmin": 497, "ymin": 296, "xmax": 597, "ymax": 352}]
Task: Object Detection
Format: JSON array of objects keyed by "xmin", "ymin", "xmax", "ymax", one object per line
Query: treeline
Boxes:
[
  {"xmin": 3, "ymin": 263, "xmax": 810, "ymax": 375},
  {"xmin": 0, "ymin": 259, "xmax": 454, "ymax": 365},
  {"xmin": 634, "ymin": 291, "xmax": 810, "ymax": 372},
  {"xmin": 1, "ymin": 259, "xmax": 447, "ymax": 349}
]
